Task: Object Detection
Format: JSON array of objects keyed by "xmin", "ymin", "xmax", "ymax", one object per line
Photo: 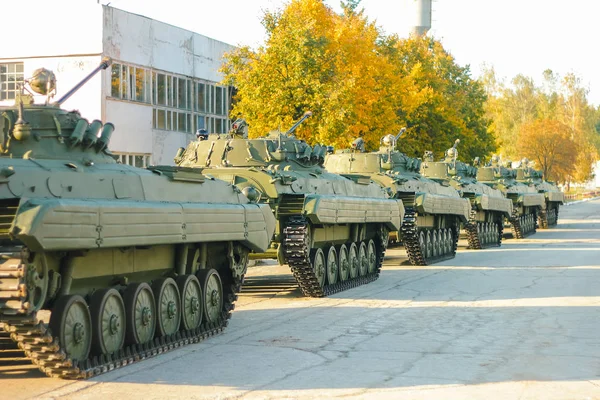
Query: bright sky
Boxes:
[
  {"xmin": 100, "ymin": 0, "xmax": 600, "ymax": 106},
  {"xmin": 11, "ymin": 0, "xmax": 600, "ymax": 105}
]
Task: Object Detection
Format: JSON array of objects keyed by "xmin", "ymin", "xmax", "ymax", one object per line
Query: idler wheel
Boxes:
[
  {"xmin": 348, "ymin": 243, "xmax": 359, "ymax": 279},
  {"xmin": 337, "ymin": 244, "xmax": 350, "ymax": 282},
  {"xmin": 177, "ymin": 274, "xmax": 203, "ymax": 331},
  {"xmin": 366, "ymin": 239, "xmax": 377, "ymax": 274},
  {"xmin": 49, "ymin": 294, "xmax": 92, "ymax": 362},
  {"xmin": 124, "ymin": 282, "xmax": 156, "ymax": 345},
  {"xmin": 326, "ymin": 246, "xmax": 338, "ymax": 285},
  {"xmin": 445, "ymin": 228, "xmax": 453, "ymax": 253},
  {"xmin": 425, "ymin": 230, "xmax": 433, "ymax": 259},
  {"xmin": 196, "ymin": 269, "xmax": 223, "ymax": 325},
  {"xmin": 418, "ymin": 231, "xmax": 426, "ymax": 257},
  {"xmin": 90, "ymin": 288, "xmax": 126, "ymax": 356},
  {"xmin": 432, "ymin": 230, "xmax": 439, "ymax": 257},
  {"xmin": 358, "ymin": 241, "xmax": 368, "ymax": 277},
  {"xmin": 152, "ymin": 278, "xmax": 181, "ymax": 337},
  {"xmin": 309, "ymin": 249, "xmax": 326, "ymax": 289},
  {"xmin": 440, "ymin": 229, "xmax": 448, "ymax": 253}
]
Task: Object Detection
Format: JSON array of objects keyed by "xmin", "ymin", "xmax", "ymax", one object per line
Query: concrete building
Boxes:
[{"xmin": 0, "ymin": 4, "xmax": 235, "ymax": 166}]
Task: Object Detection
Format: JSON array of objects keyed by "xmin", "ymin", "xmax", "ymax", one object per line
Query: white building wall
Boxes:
[
  {"xmin": 102, "ymin": 7, "xmax": 231, "ymax": 81},
  {"xmin": 101, "ymin": 6, "xmax": 236, "ymax": 165},
  {"xmin": 1, "ymin": 4, "xmax": 234, "ymax": 167}
]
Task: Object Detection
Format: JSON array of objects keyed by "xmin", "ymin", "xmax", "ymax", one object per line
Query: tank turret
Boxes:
[
  {"xmin": 325, "ymin": 130, "xmax": 471, "ymax": 266},
  {"xmin": 512, "ymin": 158, "xmax": 564, "ymax": 228},
  {"xmin": 476, "ymin": 155, "xmax": 544, "ymax": 238},
  {"xmin": 0, "ymin": 60, "xmax": 276, "ymax": 379},
  {"xmin": 175, "ymin": 113, "xmax": 405, "ymax": 297},
  {"xmin": 1, "ymin": 58, "xmax": 116, "ymax": 162},
  {"xmin": 419, "ymin": 139, "xmax": 513, "ymax": 249}
]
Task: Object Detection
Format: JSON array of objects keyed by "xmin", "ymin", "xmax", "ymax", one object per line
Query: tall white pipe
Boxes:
[{"xmin": 410, "ymin": 0, "xmax": 432, "ymax": 36}]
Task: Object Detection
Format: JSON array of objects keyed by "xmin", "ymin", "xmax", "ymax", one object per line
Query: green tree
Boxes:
[
  {"xmin": 381, "ymin": 35, "xmax": 495, "ymax": 162},
  {"xmin": 481, "ymin": 68, "xmax": 599, "ymax": 183},
  {"xmin": 221, "ymin": 0, "xmax": 491, "ymax": 157},
  {"xmin": 221, "ymin": 0, "xmax": 405, "ymax": 149}
]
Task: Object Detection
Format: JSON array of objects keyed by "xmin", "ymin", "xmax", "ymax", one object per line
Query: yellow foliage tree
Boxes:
[
  {"xmin": 517, "ymin": 119, "xmax": 577, "ymax": 182},
  {"xmin": 221, "ymin": 0, "xmax": 407, "ymax": 150},
  {"xmin": 482, "ymin": 68, "xmax": 599, "ymax": 183},
  {"xmin": 222, "ymin": 0, "xmax": 493, "ymax": 159}
]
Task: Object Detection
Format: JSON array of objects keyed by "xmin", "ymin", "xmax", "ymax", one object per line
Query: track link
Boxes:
[
  {"xmin": 282, "ymin": 216, "xmax": 386, "ymax": 297},
  {"xmin": 538, "ymin": 207, "xmax": 559, "ymax": 229},
  {"xmin": 0, "ymin": 325, "xmax": 19, "ymax": 351},
  {"xmin": 400, "ymin": 208, "xmax": 459, "ymax": 266},
  {"xmin": 465, "ymin": 211, "xmax": 503, "ymax": 250},
  {"xmin": 538, "ymin": 210, "xmax": 549, "ymax": 229},
  {"xmin": 0, "ymin": 255, "xmax": 242, "ymax": 379},
  {"xmin": 509, "ymin": 209, "xmax": 537, "ymax": 239}
]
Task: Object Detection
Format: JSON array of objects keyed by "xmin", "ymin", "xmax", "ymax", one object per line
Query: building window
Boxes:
[
  {"xmin": 156, "ymin": 73, "xmax": 166, "ymax": 105},
  {"xmin": 196, "ymin": 83, "xmax": 206, "ymax": 112},
  {"xmin": 187, "ymin": 80, "xmax": 193, "ymax": 111},
  {"xmin": 177, "ymin": 77, "xmax": 186, "ymax": 109},
  {"xmin": 120, "ymin": 64, "xmax": 128, "ymax": 99},
  {"xmin": 0, "ymin": 62, "xmax": 24, "ymax": 101},
  {"xmin": 134, "ymin": 67, "xmax": 145, "ymax": 102},
  {"xmin": 197, "ymin": 115, "xmax": 205, "ymax": 130},
  {"xmin": 111, "ymin": 63, "xmax": 121, "ymax": 98},
  {"xmin": 168, "ymin": 76, "xmax": 174, "ymax": 107},
  {"xmin": 114, "ymin": 152, "xmax": 152, "ymax": 168},
  {"xmin": 166, "ymin": 110, "xmax": 172, "ymax": 130},
  {"xmin": 109, "ymin": 61, "xmax": 232, "ymax": 134}
]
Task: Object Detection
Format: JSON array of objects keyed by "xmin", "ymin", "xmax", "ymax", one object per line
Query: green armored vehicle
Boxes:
[
  {"xmin": 0, "ymin": 59, "xmax": 276, "ymax": 379},
  {"xmin": 513, "ymin": 158, "xmax": 564, "ymax": 228},
  {"xmin": 476, "ymin": 156, "xmax": 544, "ymax": 238},
  {"xmin": 324, "ymin": 130, "xmax": 471, "ymax": 266},
  {"xmin": 419, "ymin": 140, "xmax": 513, "ymax": 249},
  {"xmin": 175, "ymin": 113, "xmax": 404, "ymax": 297}
]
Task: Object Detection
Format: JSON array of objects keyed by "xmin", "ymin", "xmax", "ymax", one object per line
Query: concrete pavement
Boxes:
[{"xmin": 3, "ymin": 199, "xmax": 600, "ymax": 400}]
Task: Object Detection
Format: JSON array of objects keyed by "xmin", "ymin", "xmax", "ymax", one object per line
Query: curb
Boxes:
[{"xmin": 563, "ymin": 196, "xmax": 600, "ymax": 206}]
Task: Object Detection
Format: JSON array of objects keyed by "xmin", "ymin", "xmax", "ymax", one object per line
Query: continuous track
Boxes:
[
  {"xmin": 282, "ymin": 216, "xmax": 386, "ymax": 297},
  {"xmin": 400, "ymin": 208, "xmax": 459, "ymax": 266},
  {"xmin": 0, "ymin": 253, "xmax": 241, "ymax": 379},
  {"xmin": 538, "ymin": 208, "xmax": 559, "ymax": 229},
  {"xmin": 464, "ymin": 209, "xmax": 503, "ymax": 250},
  {"xmin": 509, "ymin": 210, "xmax": 538, "ymax": 238}
]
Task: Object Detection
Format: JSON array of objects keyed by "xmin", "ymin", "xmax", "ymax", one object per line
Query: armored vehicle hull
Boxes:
[
  {"xmin": 514, "ymin": 163, "xmax": 564, "ymax": 228},
  {"xmin": 0, "ymin": 60, "xmax": 275, "ymax": 379},
  {"xmin": 536, "ymin": 186, "xmax": 564, "ymax": 228},
  {"xmin": 324, "ymin": 134, "xmax": 471, "ymax": 266},
  {"xmin": 176, "ymin": 115, "xmax": 404, "ymax": 297},
  {"xmin": 477, "ymin": 160, "xmax": 544, "ymax": 238},
  {"xmin": 419, "ymin": 141, "xmax": 513, "ymax": 249}
]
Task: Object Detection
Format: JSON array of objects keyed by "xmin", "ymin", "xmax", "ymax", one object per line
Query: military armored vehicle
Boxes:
[
  {"xmin": 513, "ymin": 159, "xmax": 564, "ymax": 228},
  {"xmin": 324, "ymin": 130, "xmax": 471, "ymax": 266},
  {"xmin": 0, "ymin": 59, "xmax": 276, "ymax": 379},
  {"xmin": 476, "ymin": 156, "xmax": 544, "ymax": 238},
  {"xmin": 175, "ymin": 113, "xmax": 404, "ymax": 297},
  {"xmin": 419, "ymin": 140, "xmax": 513, "ymax": 249}
]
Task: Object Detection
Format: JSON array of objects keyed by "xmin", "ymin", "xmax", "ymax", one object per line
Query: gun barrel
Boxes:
[
  {"xmin": 285, "ymin": 111, "xmax": 312, "ymax": 135},
  {"xmin": 395, "ymin": 127, "xmax": 406, "ymax": 141},
  {"xmin": 54, "ymin": 57, "xmax": 112, "ymax": 106}
]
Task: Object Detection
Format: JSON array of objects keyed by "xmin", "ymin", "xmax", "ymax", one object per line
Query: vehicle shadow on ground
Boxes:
[{"xmin": 83, "ymin": 300, "xmax": 600, "ymax": 395}]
